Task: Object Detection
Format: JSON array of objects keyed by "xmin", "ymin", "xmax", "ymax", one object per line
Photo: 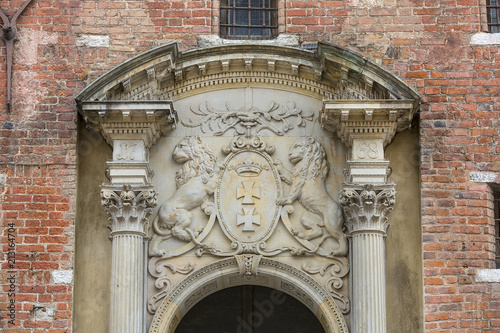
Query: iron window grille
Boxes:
[
  {"xmin": 494, "ymin": 188, "xmax": 500, "ymax": 268},
  {"xmin": 487, "ymin": 0, "xmax": 500, "ymax": 33},
  {"xmin": 220, "ymin": 0, "xmax": 278, "ymax": 39}
]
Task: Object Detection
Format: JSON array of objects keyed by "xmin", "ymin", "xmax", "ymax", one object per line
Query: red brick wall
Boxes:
[{"xmin": 1, "ymin": 0, "xmax": 499, "ymax": 332}]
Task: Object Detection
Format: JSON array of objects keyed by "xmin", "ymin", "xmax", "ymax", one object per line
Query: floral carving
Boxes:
[{"xmin": 181, "ymin": 101, "xmax": 313, "ymax": 136}]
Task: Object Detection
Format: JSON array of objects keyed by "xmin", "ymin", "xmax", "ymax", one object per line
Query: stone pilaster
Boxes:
[
  {"xmin": 340, "ymin": 184, "xmax": 395, "ymax": 333},
  {"xmin": 101, "ymin": 184, "xmax": 157, "ymax": 333},
  {"xmin": 83, "ymin": 101, "xmax": 173, "ymax": 333},
  {"xmin": 321, "ymin": 100, "xmax": 410, "ymax": 333}
]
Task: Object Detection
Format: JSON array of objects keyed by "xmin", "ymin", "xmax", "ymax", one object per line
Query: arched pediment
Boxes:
[
  {"xmin": 76, "ymin": 42, "xmax": 420, "ymax": 147},
  {"xmin": 76, "ymin": 42, "xmax": 419, "ymax": 103}
]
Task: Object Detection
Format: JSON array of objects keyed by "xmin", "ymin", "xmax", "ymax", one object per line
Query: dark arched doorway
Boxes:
[{"xmin": 175, "ymin": 285, "xmax": 325, "ymax": 333}]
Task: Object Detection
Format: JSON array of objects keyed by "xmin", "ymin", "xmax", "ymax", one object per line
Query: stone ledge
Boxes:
[
  {"xmin": 470, "ymin": 33, "xmax": 500, "ymax": 45},
  {"xmin": 197, "ymin": 34, "xmax": 300, "ymax": 48},
  {"xmin": 476, "ymin": 269, "xmax": 500, "ymax": 283}
]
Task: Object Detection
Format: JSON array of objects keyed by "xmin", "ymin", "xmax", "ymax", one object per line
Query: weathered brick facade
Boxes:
[{"xmin": 1, "ymin": 0, "xmax": 499, "ymax": 332}]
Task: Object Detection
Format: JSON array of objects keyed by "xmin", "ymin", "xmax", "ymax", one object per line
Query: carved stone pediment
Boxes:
[{"xmin": 76, "ymin": 42, "xmax": 420, "ymax": 113}]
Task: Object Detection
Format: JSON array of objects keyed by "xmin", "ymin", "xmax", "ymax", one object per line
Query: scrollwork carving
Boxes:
[
  {"xmin": 147, "ymin": 258, "xmax": 195, "ymax": 314},
  {"xmin": 302, "ymin": 257, "xmax": 350, "ymax": 314}
]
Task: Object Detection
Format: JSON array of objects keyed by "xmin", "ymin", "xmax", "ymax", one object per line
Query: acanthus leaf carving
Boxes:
[
  {"xmin": 181, "ymin": 101, "xmax": 313, "ymax": 136},
  {"xmin": 100, "ymin": 184, "xmax": 157, "ymax": 233},
  {"xmin": 235, "ymin": 254, "xmax": 262, "ymax": 276},
  {"xmin": 340, "ymin": 183, "xmax": 396, "ymax": 234}
]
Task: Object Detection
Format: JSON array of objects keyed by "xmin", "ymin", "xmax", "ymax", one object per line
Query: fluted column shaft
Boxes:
[
  {"xmin": 101, "ymin": 185, "xmax": 157, "ymax": 333},
  {"xmin": 350, "ymin": 230, "xmax": 386, "ymax": 332},
  {"xmin": 109, "ymin": 232, "xmax": 145, "ymax": 332},
  {"xmin": 341, "ymin": 184, "xmax": 395, "ymax": 333}
]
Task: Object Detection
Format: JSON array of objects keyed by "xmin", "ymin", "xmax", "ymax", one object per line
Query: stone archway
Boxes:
[
  {"xmin": 148, "ymin": 257, "xmax": 348, "ymax": 333},
  {"xmin": 75, "ymin": 41, "xmax": 420, "ymax": 333}
]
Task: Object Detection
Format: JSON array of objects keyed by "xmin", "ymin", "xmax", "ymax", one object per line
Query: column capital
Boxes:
[
  {"xmin": 101, "ymin": 184, "xmax": 158, "ymax": 235},
  {"xmin": 340, "ymin": 183, "xmax": 396, "ymax": 235}
]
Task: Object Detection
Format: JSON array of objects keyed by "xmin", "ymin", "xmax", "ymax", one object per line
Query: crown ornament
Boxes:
[{"xmin": 229, "ymin": 158, "xmax": 268, "ymax": 177}]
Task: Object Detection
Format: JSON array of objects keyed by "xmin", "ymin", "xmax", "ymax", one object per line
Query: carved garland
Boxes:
[{"xmin": 182, "ymin": 101, "xmax": 314, "ymax": 136}]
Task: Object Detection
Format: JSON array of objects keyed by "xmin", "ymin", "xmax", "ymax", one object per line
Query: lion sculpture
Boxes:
[
  {"xmin": 277, "ymin": 137, "xmax": 347, "ymax": 256},
  {"xmin": 151, "ymin": 137, "xmax": 218, "ymax": 253}
]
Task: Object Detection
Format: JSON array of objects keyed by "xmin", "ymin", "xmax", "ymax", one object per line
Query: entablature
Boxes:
[{"xmin": 320, "ymin": 99, "xmax": 417, "ymax": 147}]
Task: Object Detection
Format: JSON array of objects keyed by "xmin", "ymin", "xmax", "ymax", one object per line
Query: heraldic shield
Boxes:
[{"xmin": 215, "ymin": 136, "xmax": 282, "ymax": 245}]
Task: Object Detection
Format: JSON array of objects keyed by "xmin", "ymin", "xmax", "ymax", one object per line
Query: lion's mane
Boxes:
[
  {"xmin": 175, "ymin": 137, "xmax": 217, "ymax": 188},
  {"xmin": 291, "ymin": 137, "xmax": 329, "ymax": 180}
]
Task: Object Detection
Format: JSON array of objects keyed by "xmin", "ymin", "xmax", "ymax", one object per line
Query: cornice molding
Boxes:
[
  {"xmin": 320, "ymin": 99, "xmax": 417, "ymax": 147},
  {"xmin": 75, "ymin": 41, "xmax": 421, "ymax": 106},
  {"xmin": 80, "ymin": 100, "xmax": 176, "ymax": 148}
]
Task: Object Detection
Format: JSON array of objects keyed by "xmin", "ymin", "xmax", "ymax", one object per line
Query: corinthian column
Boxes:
[
  {"xmin": 320, "ymin": 100, "xmax": 416, "ymax": 333},
  {"xmin": 341, "ymin": 184, "xmax": 395, "ymax": 333},
  {"xmin": 101, "ymin": 185, "xmax": 157, "ymax": 333},
  {"xmin": 78, "ymin": 101, "xmax": 175, "ymax": 333}
]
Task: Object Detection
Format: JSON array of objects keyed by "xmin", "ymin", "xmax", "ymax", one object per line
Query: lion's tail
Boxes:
[{"xmin": 152, "ymin": 213, "xmax": 172, "ymax": 237}]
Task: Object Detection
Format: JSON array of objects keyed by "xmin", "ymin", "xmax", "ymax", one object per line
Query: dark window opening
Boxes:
[
  {"xmin": 220, "ymin": 0, "xmax": 278, "ymax": 39},
  {"xmin": 494, "ymin": 187, "xmax": 500, "ymax": 268},
  {"xmin": 487, "ymin": 0, "xmax": 500, "ymax": 33}
]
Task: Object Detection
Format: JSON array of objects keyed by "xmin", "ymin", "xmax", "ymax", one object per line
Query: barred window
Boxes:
[
  {"xmin": 494, "ymin": 188, "xmax": 500, "ymax": 268},
  {"xmin": 220, "ymin": 0, "xmax": 278, "ymax": 39},
  {"xmin": 487, "ymin": 0, "xmax": 500, "ymax": 33}
]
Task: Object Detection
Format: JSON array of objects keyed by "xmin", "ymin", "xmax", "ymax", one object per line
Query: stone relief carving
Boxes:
[
  {"xmin": 149, "ymin": 137, "xmax": 218, "ymax": 255},
  {"xmin": 277, "ymin": 137, "xmax": 347, "ymax": 256},
  {"xmin": 354, "ymin": 140, "xmax": 380, "ymax": 160},
  {"xmin": 116, "ymin": 142, "xmax": 138, "ymax": 160},
  {"xmin": 216, "ymin": 136, "xmax": 281, "ymax": 244},
  {"xmin": 302, "ymin": 258, "xmax": 350, "ymax": 314},
  {"xmin": 147, "ymin": 259, "xmax": 195, "ymax": 314},
  {"xmin": 148, "ymin": 135, "xmax": 350, "ymax": 316},
  {"xmin": 181, "ymin": 101, "xmax": 313, "ymax": 136}
]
